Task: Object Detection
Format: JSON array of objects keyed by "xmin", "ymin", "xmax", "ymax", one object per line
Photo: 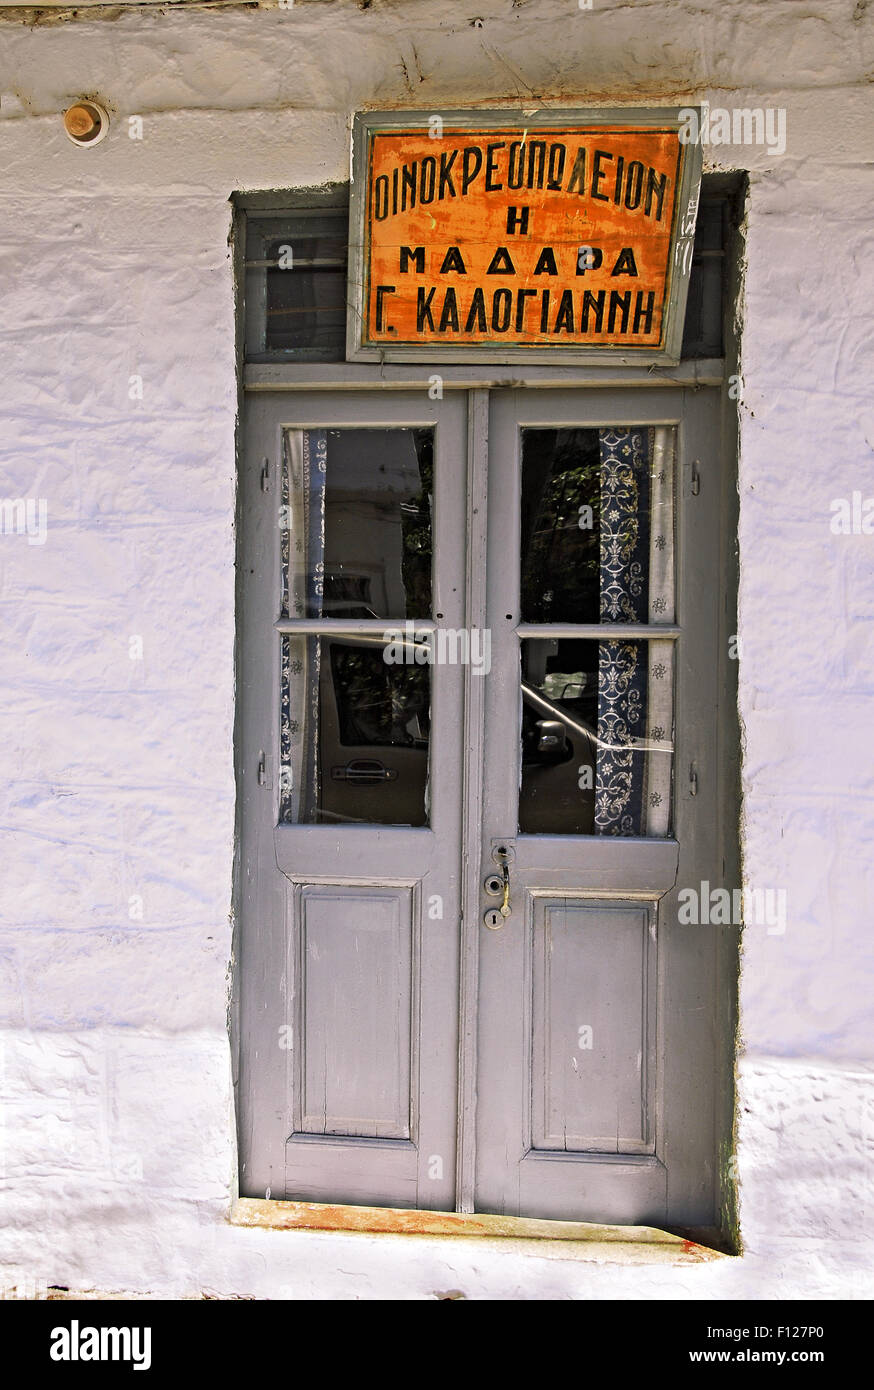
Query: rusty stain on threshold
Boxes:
[{"xmin": 230, "ymin": 1198, "xmax": 726, "ymax": 1263}]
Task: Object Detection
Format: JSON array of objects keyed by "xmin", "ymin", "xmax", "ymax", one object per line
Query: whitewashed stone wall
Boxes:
[{"xmin": 0, "ymin": 0, "xmax": 871, "ymax": 1298}]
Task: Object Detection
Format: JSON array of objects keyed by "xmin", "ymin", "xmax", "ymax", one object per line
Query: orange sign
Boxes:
[{"xmin": 350, "ymin": 115, "xmax": 701, "ymax": 362}]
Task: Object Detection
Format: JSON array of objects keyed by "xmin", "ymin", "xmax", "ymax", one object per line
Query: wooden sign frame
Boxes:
[{"xmin": 347, "ymin": 107, "xmax": 702, "ymax": 366}]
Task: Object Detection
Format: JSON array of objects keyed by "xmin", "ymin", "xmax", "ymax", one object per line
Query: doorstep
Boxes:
[{"xmin": 229, "ymin": 1199, "xmax": 728, "ymax": 1264}]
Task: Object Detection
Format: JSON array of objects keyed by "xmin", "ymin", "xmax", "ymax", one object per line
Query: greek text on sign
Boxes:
[{"xmin": 348, "ymin": 110, "xmax": 702, "ymax": 364}]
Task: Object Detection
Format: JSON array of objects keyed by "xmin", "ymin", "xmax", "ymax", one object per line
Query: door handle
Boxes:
[
  {"xmin": 331, "ymin": 760, "xmax": 398, "ymax": 783},
  {"xmin": 483, "ymin": 849, "xmax": 512, "ymax": 929}
]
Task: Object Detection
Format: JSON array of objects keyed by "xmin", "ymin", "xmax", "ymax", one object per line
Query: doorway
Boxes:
[{"xmin": 235, "ymin": 382, "xmax": 734, "ymax": 1228}]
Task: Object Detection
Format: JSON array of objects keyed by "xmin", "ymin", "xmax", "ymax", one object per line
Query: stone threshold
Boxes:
[{"xmin": 229, "ymin": 1198, "xmax": 728, "ymax": 1264}]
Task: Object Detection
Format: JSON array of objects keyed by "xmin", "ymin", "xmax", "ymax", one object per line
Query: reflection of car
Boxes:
[
  {"xmin": 315, "ymin": 634, "xmax": 596, "ymax": 833},
  {"xmin": 520, "ymin": 681, "xmax": 596, "ymax": 835},
  {"xmin": 318, "ymin": 636, "xmax": 431, "ymax": 827}
]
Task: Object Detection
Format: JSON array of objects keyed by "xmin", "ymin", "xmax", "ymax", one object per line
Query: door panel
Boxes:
[
  {"xmin": 296, "ymin": 885, "xmax": 415, "ymax": 1139},
  {"xmin": 474, "ymin": 388, "xmax": 722, "ymax": 1225},
  {"xmin": 530, "ymin": 898, "xmax": 656, "ymax": 1156},
  {"xmin": 238, "ymin": 392, "xmax": 467, "ymax": 1211}
]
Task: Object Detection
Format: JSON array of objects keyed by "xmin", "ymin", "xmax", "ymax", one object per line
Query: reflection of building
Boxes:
[{"xmin": 321, "ymin": 429, "xmax": 429, "ymax": 620}]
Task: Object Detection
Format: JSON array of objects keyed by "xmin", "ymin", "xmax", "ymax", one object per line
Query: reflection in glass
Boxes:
[
  {"xmin": 280, "ymin": 636, "xmax": 430, "ymax": 827},
  {"xmin": 519, "ymin": 424, "xmax": 676, "ymax": 836},
  {"xmin": 281, "ymin": 428, "xmax": 433, "ymax": 622},
  {"xmin": 263, "ymin": 231, "xmax": 347, "ymax": 355},
  {"xmin": 519, "ymin": 639, "xmax": 673, "ymax": 837},
  {"xmin": 520, "ymin": 638, "xmax": 597, "ymax": 835},
  {"xmin": 521, "ymin": 427, "xmax": 673, "ymax": 625},
  {"xmin": 521, "ymin": 429, "xmax": 602, "ymax": 624},
  {"xmin": 245, "ymin": 214, "xmax": 348, "ymax": 360}
]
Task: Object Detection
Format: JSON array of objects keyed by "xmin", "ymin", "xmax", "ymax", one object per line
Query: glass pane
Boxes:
[
  {"xmin": 519, "ymin": 638, "xmax": 673, "ymax": 837},
  {"xmin": 520, "ymin": 426, "xmax": 674, "ymax": 625},
  {"xmin": 681, "ymin": 196, "xmax": 727, "ymax": 359},
  {"xmin": 265, "ymin": 263, "xmax": 347, "ymax": 354},
  {"xmin": 246, "ymin": 213, "xmax": 348, "ymax": 360},
  {"xmin": 280, "ymin": 636, "xmax": 430, "ymax": 827},
  {"xmin": 281, "ymin": 427, "xmax": 433, "ymax": 621}
]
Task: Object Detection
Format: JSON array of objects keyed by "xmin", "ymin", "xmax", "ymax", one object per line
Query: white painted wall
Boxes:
[{"xmin": 0, "ymin": 0, "xmax": 872, "ymax": 1299}]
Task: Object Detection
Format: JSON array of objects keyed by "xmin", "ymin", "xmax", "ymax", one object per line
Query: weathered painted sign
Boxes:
[{"xmin": 348, "ymin": 109, "xmax": 702, "ymax": 364}]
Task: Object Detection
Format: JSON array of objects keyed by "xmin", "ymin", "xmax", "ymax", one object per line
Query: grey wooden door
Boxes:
[
  {"xmin": 473, "ymin": 388, "xmax": 725, "ymax": 1226},
  {"xmin": 237, "ymin": 391, "xmax": 467, "ymax": 1209},
  {"xmin": 238, "ymin": 384, "xmax": 731, "ymax": 1227}
]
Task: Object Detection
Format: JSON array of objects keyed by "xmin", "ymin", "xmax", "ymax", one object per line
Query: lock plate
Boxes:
[
  {"xmin": 483, "ymin": 840, "xmax": 513, "ymax": 925},
  {"xmin": 490, "ymin": 838, "xmax": 516, "ymax": 866}
]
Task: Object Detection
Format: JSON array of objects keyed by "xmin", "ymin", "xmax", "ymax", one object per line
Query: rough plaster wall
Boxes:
[{"xmin": 0, "ymin": 0, "xmax": 872, "ymax": 1298}]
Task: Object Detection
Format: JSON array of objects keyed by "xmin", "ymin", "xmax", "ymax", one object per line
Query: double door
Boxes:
[{"xmin": 237, "ymin": 384, "xmax": 728, "ymax": 1226}]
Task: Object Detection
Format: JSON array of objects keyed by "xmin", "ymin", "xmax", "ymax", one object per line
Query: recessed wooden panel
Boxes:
[
  {"xmin": 298, "ymin": 886, "xmax": 415, "ymax": 1139},
  {"xmin": 531, "ymin": 898, "xmax": 655, "ymax": 1154},
  {"xmin": 285, "ymin": 1136, "xmax": 419, "ymax": 1209}
]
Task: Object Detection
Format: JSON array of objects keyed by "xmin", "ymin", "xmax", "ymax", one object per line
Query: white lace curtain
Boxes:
[{"xmin": 595, "ymin": 426, "xmax": 674, "ymax": 837}]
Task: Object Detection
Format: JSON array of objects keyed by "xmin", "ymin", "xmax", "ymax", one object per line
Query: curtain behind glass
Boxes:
[
  {"xmin": 596, "ymin": 427, "xmax": 674, "ymax": 836},
  {"xmin": 279, "ymin": 429, "xmax": 326, "ymax": 823}
]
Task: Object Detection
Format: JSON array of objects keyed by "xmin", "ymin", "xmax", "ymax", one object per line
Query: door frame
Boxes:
[{"xmin": 232, "ymin": 365, "xmax": 740, "ymax": 1243}]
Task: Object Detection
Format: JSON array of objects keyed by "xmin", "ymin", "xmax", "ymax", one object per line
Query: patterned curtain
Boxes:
[
  {"xmin": 595, "ymin": 428, "xmax": 674, "ymax": 837},
  {"xmin": 279, "ymin": 429, "xmax": 327, "ymax": 823}
]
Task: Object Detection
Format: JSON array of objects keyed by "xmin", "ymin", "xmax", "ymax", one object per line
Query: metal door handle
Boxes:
[
  {"xmin": 498, "ymin": 857, "xmax": 511, "ymax": 918},
  {"xmin": 331, "ymin": 760, "xmax": 398, "ymax": 783},
  {"xmin": 483, "ymin": 848, "xmax": 512, "ymax": 928}
]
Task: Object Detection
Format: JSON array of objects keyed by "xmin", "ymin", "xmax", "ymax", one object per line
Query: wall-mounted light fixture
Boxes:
[{"xmin": 63, "ymin": 101, "xmax": 109, "ymax": 147}]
